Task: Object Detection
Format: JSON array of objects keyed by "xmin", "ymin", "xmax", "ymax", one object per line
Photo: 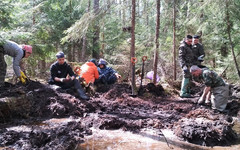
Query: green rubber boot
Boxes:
[{"xmin": 180, "ymin": 78, "xmax": 192, "ymax": 98}]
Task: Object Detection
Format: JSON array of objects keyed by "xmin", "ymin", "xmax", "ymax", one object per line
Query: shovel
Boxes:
[{"xmin": 138, "ymin": 56, "xmax": 147, "ymax": 95}]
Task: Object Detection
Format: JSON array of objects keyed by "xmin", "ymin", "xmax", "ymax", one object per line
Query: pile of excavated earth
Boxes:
[{"xmin": 0, "ymin": 80, "xmax": 240, "ymax": 149}]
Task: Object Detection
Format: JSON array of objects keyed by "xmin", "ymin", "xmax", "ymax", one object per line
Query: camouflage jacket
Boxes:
[
  {"xmin": 178, "ymin": 41, "xmax": 194, "ymax": 68},
  {"xmin": 192, "ymin": 43, "xmax": 205, "ymax": 65},
  {"xmin": 201, "ymin": 69, "xmax": 225, "ymax": 88}
]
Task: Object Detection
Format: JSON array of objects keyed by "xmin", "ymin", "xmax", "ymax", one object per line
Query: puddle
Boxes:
[
  {"xmin": 78, "ymin": 129, "xmax": 207, "ymax": 150},
  {"xmin": 78, "ymin": 122, "xmax": 240, "ymax": 150}
]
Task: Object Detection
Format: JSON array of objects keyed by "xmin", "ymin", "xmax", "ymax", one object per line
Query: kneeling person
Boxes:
[
  {"xmin": 96, "ymin": 59, "xmax": 121, "ymax": 85},
  {"xmin": 190, "ymin": 65, "xmax": 229, "ymax": 112},
  {"xmin": 49, "ymin": 52, "xmax": 89, "ymax": 100}
]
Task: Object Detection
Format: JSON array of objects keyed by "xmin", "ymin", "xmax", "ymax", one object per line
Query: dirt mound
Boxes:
[
  {"xmin": 0, "ymin": 81, "xmax": 94, "ymax": 123},
  {"xmin": 174, "ymin": 108, "xmax": 238, "ymax": 146},
  {"xmin": 0, "ymin": 121, "xmax": 91, "ymax": 149},
  {"xmin": 0, "ymin": 81, "xmax": 240, "ymax": 149}
]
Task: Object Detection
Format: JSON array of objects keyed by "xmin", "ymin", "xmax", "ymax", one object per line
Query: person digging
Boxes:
[
  {"xmin": 0, "ymin": 40, "xmax": 32, "ymax": 88},
  {"xmin": 48, "ymin": 51, "xmax": 89, "ymax": 100},
  {"xmin": 190, "ymin": 65, "xmax": 229, "ymax": 113}
]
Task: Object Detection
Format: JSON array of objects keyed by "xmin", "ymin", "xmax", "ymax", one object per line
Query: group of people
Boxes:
[
  {"xmin": 179, "ymin": 35, "xmax": 229, "ymax": 112},
  {"xmin": 0, "ymin": 38, "xmax": 229, "ymax": 112},
  {"xmin": 0, "ymin": 40, "xmax": 121, "ymax": 101},
  {"xmin": 48, "ymin": 51, "xmax": 121, "ymax": 100}
]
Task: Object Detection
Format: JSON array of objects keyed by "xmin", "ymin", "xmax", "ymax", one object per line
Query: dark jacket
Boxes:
[
  {"xmin": 179, "ymin": 41, "xmax": 195, "ymax": 68},
  {"xmin": 50, "ymin": 61, "xmax": 74, "ymax": 83},
  {"xmin": 192, "ymin": 43, "xmax": 205, "ymax": 65}
]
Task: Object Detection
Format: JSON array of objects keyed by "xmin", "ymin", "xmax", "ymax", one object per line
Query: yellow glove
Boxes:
[
  {"xmin": 20, "ymin": 71, "xmax": 27, "ymax": 79},
  {"xmin": 19, "ymin": 76, "xmax": 26, "ymax": 84},
  {"xmin": 20, "ymin": 71, "xmax": 27, "ymax": 84}
]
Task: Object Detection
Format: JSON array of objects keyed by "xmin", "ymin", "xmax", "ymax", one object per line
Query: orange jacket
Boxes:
[{"xmin": 80, "ymin": 62, "xmax": 99, "ymax": 84}]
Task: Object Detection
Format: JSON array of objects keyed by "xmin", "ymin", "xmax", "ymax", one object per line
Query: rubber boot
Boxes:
[
  {"xmin": 77, "ymin": 88, "xmax": 90, "ymax": 100},
  {"xmin": 180, "ymin": 78, "xmax": 192, "ymax": 98},
  {"xmin": 73, "ymin": 79, "xmax": 90, "ymax": 100}
]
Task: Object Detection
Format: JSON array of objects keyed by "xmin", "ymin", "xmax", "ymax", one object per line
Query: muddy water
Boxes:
[{"xmin": 78, "ymin": 119, "xmax": 240, "ymax": 150}]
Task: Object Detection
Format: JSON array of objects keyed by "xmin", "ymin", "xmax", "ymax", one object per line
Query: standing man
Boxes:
[
  {"xmin": 0, "ymin": 40, "xmax": 32, "ymax": 87},
  {"xmin": 49, "ymin": 51, "xmax": 89, "ymax": 100},
  {"xmin": 190, "ymin": 65, "xmax": 229, "ymax": 112},
  {"xmin": 192, "ymin": 35, "xmax": 205, "ymax": 66},
  {"xmin": 179, "ymin": 35, "xmax": 195, "ymax": 98}
]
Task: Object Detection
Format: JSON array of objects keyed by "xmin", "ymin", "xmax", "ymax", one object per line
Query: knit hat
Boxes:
[
  {"xmin": 56, "ymin": 51, "xmax": 64, "ymax": 59},
  {"xmin": 98, "ymin": 58, "xmax": 107, "ymax": 66},
  {"xmin": 190, "ymin": 65, "xmax": 200, "ymax": 73}
]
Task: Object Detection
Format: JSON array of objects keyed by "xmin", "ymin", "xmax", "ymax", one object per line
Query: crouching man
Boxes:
[
  {"xmin": 48, "ymin": 51, "xmax": 89, "ymax": 100},
  {"xmin": 96, "ymin": 58, "xmax": 121, "ymax": 85},
  {"xmin": 190, "ymin": 65, "xmax": 229, "ymax": 112}
]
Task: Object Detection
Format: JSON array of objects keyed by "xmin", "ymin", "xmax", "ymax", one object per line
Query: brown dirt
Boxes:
[{"xmin": 0, "ymin": 81, "xmax": 239, "ymax": 149}]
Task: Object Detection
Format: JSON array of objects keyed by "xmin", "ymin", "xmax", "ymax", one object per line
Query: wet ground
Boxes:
[{"xmin": 0, "ymin": 81, "xmax": 240, "ymax": 149}]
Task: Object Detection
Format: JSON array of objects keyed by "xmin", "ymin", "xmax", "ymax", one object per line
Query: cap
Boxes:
[
  {"xmin": 190, "ymin": 65, "xmax": 200, "ymax": 73},
  {"xmin": 186, "ymin": 35, "xmax": 193, "ymax": 39},
  {"xmin": 56, "ymin": 51, "xmax": 64, "ymax": 59},
  {"xmin": 193, "ymin": 35, "xmax": 200, "ymax": 39},
  {"xmin": 22, "ymin": 45, "xmax": 32, "ymax": 54}
]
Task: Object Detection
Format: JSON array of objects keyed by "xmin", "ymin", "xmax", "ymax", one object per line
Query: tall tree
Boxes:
[
  {"xmin": 81, "ymin": 0, "xmax": 91, "ymax": 61},
  {"xmin": 153, "ymin": 0, "xmax": 160, "ymax": 84},
  {"xmin": 131, "ymin": 0, "xmax": 136, "ymax": 95},
  {"xmin": 92, "ymin": 0, "xmax": 100, "ymax": 59},
  {"xmin": 226, "ymin": 0, "xmax": 240, "ymax": 78},
  {"xmin": 173, "ymin": 0, "xmax": 176, "ymax": 80}
]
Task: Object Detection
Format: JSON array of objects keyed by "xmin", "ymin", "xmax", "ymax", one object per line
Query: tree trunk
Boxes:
[
  {"xmin": 144, "ymin": 0, "xmax": 149, "ymax": 26},
  {"xmin": 226, "ymin": 0, "xmax": 240, "ymax": 78},
  {"xmin": 153, "ymin": 0, "xmax": 160, "ymax": 84},
  {"xmin": 68, "ymin": 44, "xmax": 73, "ymax": 62},
  {"xmin": 81, "ymin": 36, "xmax": 87, "ymax": 61},
  {"xmin": 131, "ymin": 0, "xmax": 136, "ymax": 95},
  {"xmin": 173, "ymin": 0, "xmax": 176, "ymax": 80},
  {"xmin": 32, "ymin": 0, "xmax": 35, "ymax": 25},
  {"xmin": 122, "ymin": 0, "xmax": 126, "ymax": 26},
  {"xmin": 81, "ymin": 0, "xmax": 91, "ymax": 61},
  {"xmin": 119, "ymin": 0, "xmax": 122, "ymax": 18},
  {"xmin": 92, "ymin": 0, "xmax": 100, "ymax": 59}
]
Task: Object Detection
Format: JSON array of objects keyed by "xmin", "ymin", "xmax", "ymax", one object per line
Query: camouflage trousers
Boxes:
[{"xmin": 0, "ymin": 45, "xmax": 7, "ymax": 86}]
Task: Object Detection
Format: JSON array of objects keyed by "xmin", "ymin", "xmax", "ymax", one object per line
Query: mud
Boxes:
[{"xmin": 0, "ymin": 81, "xmax": 240, "ymax": 149}]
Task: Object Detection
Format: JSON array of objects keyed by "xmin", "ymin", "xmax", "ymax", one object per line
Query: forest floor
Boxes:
[{"xmin": 0, "ymin": 80, "xmax": 240, "ymax": 149}]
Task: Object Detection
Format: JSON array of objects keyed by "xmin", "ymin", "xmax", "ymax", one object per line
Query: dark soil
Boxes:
[{"xmin": 0, "ymin": 81, "xmax": 240, "ymax": 149}]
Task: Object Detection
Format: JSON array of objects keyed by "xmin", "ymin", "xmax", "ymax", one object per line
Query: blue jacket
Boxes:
[{"xmin": 98, "ymin": 66, "xmax": 116, "ymax": 79}]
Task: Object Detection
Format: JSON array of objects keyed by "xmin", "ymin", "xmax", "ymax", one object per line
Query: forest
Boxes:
[
  {"xmin": 1, "ymin": 0, "xmax": 240, "ymax": 82},
  {"xmin": 0, "ymin": 0, "xmax": 240, "ymax": 149}
]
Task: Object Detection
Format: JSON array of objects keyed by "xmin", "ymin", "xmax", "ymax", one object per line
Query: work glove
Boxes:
[
  {"xmin": 198, "ymin": 55, "xmax": 204, "ymax": 62},
  {"xmin": 19, "ymin": 71, "xmax": 27, "ymax": 84},
  {"xmin": 183, "ymin": 66, "xmax": 189, "ymax": 73}
]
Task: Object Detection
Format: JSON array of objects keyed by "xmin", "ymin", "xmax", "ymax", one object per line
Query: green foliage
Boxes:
[
  {"xmin": 3, "ymin": 0, "xmax": 240, "ymax": 82},
  {"xmin": 0, "ymin": 0, "xmax": 13, "ymax": 28}
]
